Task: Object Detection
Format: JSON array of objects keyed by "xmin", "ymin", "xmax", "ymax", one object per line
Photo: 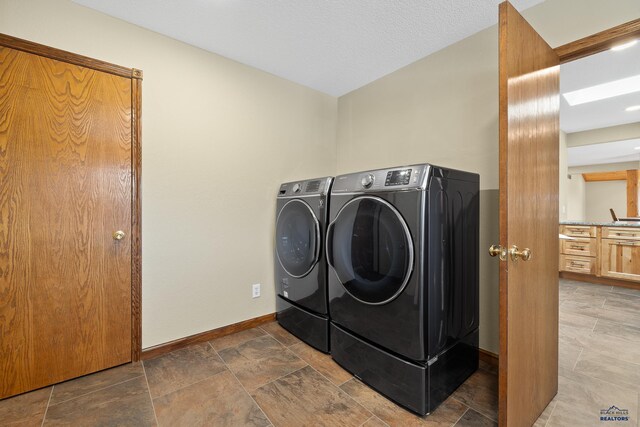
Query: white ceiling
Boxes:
[
  {"xmin": 73, "ymin": 0, "xmax": 544, "ymax": 96},
  {"xmin": 560, "ymin": 42, "xmax": 640, "ymax": 133},
  {"xmin": 568, "ymin": 138, "xmax": 640, "ymax": 167}
]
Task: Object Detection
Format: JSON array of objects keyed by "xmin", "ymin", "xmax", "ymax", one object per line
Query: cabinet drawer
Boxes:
[
  {"xmin": 561, "ymin": 239, "xmax": 596, "ymax": 257},
  {"xmin": 560, "ymin": 225, "xmax": 596, "ymax": 238},
  {"xmin": 560, "ymin": 255, "xmax": 595, "ymax": 275},
  {"xmin": 601, "ymin": 227, "xmax": 640, "ymax": 240}
]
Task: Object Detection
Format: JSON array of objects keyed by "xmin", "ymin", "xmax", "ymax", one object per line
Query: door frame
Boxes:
[
  {"xmin": 554, "ymin": 18, "xmax": 640, "ymax": 63},
  {"xmin": 498, "ymin": 6, "xmax": 640, "ymax": 425},
  {"xmin": 0, "ymin": 33, "xmax": 143, "ymax": 362}
]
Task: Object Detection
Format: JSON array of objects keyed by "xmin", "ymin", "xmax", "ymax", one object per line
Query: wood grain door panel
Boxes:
[
  {"xmin": 0, "ymin": 47, "xmax": 132, "ymax": 398},
  {"xmin": 499, "ymin": 2, "xmax": 560, "ymax": 426}
]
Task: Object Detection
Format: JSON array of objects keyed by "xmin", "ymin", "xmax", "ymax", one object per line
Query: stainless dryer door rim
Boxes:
[
  {"xmin": 326, "ymin": 195, "xmax": 415, "ymax": 306},
  {"xmin": 275, "ymin": 198, "xmax": 322, "ymax": 279}
]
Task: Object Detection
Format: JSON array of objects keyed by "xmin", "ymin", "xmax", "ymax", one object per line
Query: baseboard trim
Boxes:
[
  {"xmin": 479, "ymin": 348, "xmax": 499, "ymax": 368},
  {"xmin": 141, "ymin": 313, "xmax": 276, "ymax": 360},
  {"xmin": 560, "ymin": 272, "xmax": 640, "ymax": 291}
]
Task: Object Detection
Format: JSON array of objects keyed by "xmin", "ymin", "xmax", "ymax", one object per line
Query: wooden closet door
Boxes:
[{"xmin": 0, "ymin": 46, "xmax": 132, "ymax": 398}]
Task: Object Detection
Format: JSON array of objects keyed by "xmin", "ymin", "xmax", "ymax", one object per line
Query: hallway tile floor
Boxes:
[
  {"xmin": 0, "ymin": 279, "xmax": 637, "ymax": 426},
  {"xmin": 534, "ymin": 279, "xmax": 640, "ymax": 427}
]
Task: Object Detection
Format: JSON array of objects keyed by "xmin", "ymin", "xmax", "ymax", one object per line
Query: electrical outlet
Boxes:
[{"xmin": 252, "ymin": 283, "xmax": 261, "ymax": 298}]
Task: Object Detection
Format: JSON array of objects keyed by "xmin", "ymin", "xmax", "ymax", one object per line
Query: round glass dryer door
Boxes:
[
  {"xmin": 276, "ymin": 199, "xmax": 321, "ymax": 278},
  {"xmin": 327, "ymin": 196, "xmax": 414, "ymax": 305}
]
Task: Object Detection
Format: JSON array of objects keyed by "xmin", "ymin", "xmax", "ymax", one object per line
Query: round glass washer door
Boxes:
[
  {"xmin": 275, "ymin": 199, "xmax": 321, "ymax": 278},
  {"xmin": 327, "ymin": 196, "xmax": 414, "ymax": 305}
]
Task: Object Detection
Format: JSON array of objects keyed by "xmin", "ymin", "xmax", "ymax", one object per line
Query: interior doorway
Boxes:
[{"xmin": 547, "ymin": 17, "xmax": 640, "ymax": 427}]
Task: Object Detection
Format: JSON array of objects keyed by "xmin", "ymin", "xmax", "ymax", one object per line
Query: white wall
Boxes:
[
  {"xmin": 567, "ymin": 162, "xmax": 640, "ymax": 222},
  {"xmin": 585, "ymin": 182, "xmax": 626, "ymax": 222},
  {"xmin": 565, "ymin": 124, "xmax": 640, "ymax": 222},
  {"xmin": 567, "ymin": 122, "xmax": 640, "ymax": 147},
  {"xmin": 559, "ymin": 131, "xmax": 568, "ymax": 220},
  {"xmin": 567, "ymin": 175, "xmax": 586, "ymax": 221},
  {"xmin": 0, "ymin": 0, "xmax": 337, "ymax": 348},
  {"xmin": 336, "ymin": 0, "xmax": 640, "ymax": 353}
]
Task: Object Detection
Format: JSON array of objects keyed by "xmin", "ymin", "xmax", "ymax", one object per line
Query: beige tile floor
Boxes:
[
  {"xmin": 0, "ymin": 278, "xmax": 637, "ymax": 426},
  {"xmin": 534, "ymin": 279, "xmax": 640, "ymax": 427},
  {"xmin": 0, "ymin": 325, "xmax": 496, "ymax": 426}
]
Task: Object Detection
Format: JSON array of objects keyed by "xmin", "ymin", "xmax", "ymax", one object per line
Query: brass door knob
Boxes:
[
  {"xmin": 489, "ymin": 244, "xmax": 507, "ymax": 261},
  {"xmin": 113, "ymin": 230, "xmax": 126, "ymax": 241},
  {"xmin": 509, "ymin": 245, "xmax": 532, "ymax": 262}
]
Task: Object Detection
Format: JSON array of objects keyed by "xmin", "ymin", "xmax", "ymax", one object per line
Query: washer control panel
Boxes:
[{"xmin": 277, "ymin": 177, "xmax": 333, "ymax": 198}]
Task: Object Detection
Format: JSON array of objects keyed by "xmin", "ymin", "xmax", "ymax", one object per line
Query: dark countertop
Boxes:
[{"xmin": 560, "ymin": 221, "xmax": 640, "ymax": 228}]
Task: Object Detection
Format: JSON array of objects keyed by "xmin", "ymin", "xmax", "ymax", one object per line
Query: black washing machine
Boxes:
[
  {"xmin": 275, "ymin": 177, "xmax": 333, "ymax": 352},
  {"xmin": 326, "ymin": 164, "xmax": 479, "ymax": 415}
]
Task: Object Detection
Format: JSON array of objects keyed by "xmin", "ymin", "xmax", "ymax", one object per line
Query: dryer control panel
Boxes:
[
  {"xmin": 385, "ymin": 169, "xmax": 412, "ymax": 186},
  {"xmin": 332, "ymin": 164, "xmax": 430, "ymax": 193}
]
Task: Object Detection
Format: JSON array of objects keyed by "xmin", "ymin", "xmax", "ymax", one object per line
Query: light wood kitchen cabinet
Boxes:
[
  {"xmin": 559, "ymin": 224, "xmax": 640, "ymax": 285},
  {"xmin": 559, "ymin": 225, "xmax": 597, "ymax": 275},
  {"xmin": 601, "ymin": 227, "xmax": 640, "ymax": 281}
]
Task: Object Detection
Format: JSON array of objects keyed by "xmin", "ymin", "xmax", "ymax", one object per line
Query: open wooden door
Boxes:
[{"xmin": 497, "ymin": 2, "xmax": 559, "ymax": 426}]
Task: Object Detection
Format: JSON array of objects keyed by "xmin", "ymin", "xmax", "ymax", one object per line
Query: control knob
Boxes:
[
  {"xmin": 361, "ymin": 174, "xmax": 374, "ymax": 189},
  {"xmin": 292, "ymin": 183, "xmax": 302, "ymax": 193}
]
